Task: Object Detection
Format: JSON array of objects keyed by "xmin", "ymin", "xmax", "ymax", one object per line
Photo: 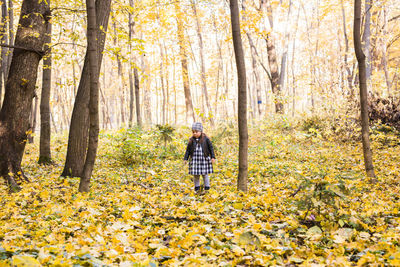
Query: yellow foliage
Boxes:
[{"xmin": 0, "ymin": 125, "xmax": 399, "ymax": 265}]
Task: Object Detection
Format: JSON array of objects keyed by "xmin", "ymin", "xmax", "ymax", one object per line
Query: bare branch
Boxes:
[{"xmin": 389, "ymin": 14, "xmax": 400, "ymax": 22}]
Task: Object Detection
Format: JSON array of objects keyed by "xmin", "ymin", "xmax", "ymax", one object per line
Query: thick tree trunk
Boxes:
[
  {"xmin": 79, "ymin": 0, "xmax": 100, "ymax": 192},
  {"xmin": 260, "ymin": 0, "xmax": 283, "ymax": 113},
  {"xmin": 354, "ymin": 0, "xmax": 376, "ymax": 179},
  {"xmin": 175, "ymin": 2, "xmax": 195, "ymax": 123},
  {"xmin": 230, "ymin": 0, "xmax": 248, "ymax": 192},
  {"xmin": 39, "ymin": 17, "xmax": 52, "ymax": 164},
  {"xmin": 0, "ymin": 0, "xmax": 49, "ymax": 191},
  {"xmin": 265, "ymin": 35, "xmax": 283, "ymax": 113},
  {"xmin": 62, "ymin": 0, "xmax": 111, "ymax": 177}
]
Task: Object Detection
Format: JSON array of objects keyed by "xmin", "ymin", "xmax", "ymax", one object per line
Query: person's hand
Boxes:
[{"xmin": 211, "ymin": 158, "xmax": 216, "ymax": 164}]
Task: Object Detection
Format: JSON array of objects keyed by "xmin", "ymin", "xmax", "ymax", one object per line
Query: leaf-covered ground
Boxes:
[{"xmin": 1, "ymin": 120, "xmax": 400, "ymax": 266}]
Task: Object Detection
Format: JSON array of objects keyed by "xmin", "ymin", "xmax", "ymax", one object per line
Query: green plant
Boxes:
[
  {"xmin": 156, "ymin": 124, "xmax": 175, "ymax": 146},
  {"xmin": 118, "ymin": 128, "xmax": 155, "ymax": 166},
  {"xmin": 291, "ymin": 170, "xmax": 348, "ymax": 223}
]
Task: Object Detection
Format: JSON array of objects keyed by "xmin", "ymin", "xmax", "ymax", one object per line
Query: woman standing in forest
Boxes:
[{"xmin": 184, "ymin": 122, "xmax": 216, "ymax": 192}]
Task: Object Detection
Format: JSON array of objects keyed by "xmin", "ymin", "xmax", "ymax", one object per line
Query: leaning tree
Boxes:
[{"xmin": 0, "ymin": 0, "xmax": 50, "ymax": 191}]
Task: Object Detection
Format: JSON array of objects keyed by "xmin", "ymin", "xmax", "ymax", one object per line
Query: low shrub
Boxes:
[{"xmin": 114, "ymin": 126, "xmax": 184, "ymax": 167}]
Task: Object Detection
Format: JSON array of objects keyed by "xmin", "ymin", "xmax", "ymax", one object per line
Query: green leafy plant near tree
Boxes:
[{"xmin": 115, "ymin": 126, "xmax": 184, "ymax": 167}]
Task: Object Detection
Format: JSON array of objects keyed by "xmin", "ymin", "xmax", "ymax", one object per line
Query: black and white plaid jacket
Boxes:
[{"xmin": 184, "ymin": 134, "xmax": 216, "ymax": 161}]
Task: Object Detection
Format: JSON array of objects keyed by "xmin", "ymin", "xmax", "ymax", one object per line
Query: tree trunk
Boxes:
[
  {"xmin": 0, "ymin": 0, "xmax": 8, "ymax": 106},
  {"xmin": 230, "ymin": 0, "xmax": 248, "ymax": 192},
  {"xmin": 247, "ymin": 34, "xmax": 262, "ymax": 117},
  {"xmin": 62, "ymin": 0, "xmax": 111, "ymax": 177},
  {"xmin": 279, "ymin": 0, "xmax": 292, "ymax": 103},
  {"xmin": 134, "ymin": 68, "xmax": 141, "ymax": 126},
  {"xmin": 191, "ymin": 0, "xmax": 213, "ymax": 125},
  {"xmin": 354, "ymin": 0, "xmax": 376, "ymax": 179},
  {"xmin": 159, "ymin": 42, "xmax": 166, "ymax": 125},
  {"xmin": 79, "ymin": 0, "xmax": 100, "ymax": 192},
  {"xmin": 213, "ymin": 14, "xmax": 223, "ymax": 120},
  {"xmin": 174, "ymin": 2, "xmax": 195, "ymax": 123},
  {"xmin": 260, "ymin": 0, "xmax": 283, "ymax": 113},
  {"xmin": 265, "ymin": 35, "xmax": 283, "ymax": 113},
  {"xmin": 39, "ymin": 16, "xmax": 52, "ymax": 164},
  {"xmin": 6, "ymin": 0, "xmax": 13, "ymax": 77},
  {"xmin": 141, "ymin": 53, "xmax": 152, "ymax": 124},
  {"xmin": 242, "ymin": 0, "xmax": 260, "ymax": 118},
  {"xmin": 362, "ymin": 0, "xmax": 372, "ymax": 85},
  {"xmin": 291, "ymin": 8, "xmax": 300, "ymax": 117},
  {"xmin": 128, "ymin": 67, "xmax": 134, "ymax": 127},
  {"xmin": 173, "ymin": 58, "xmax": 177, "ymax": 124},
  {"xmin": 164, "ymin": 42, "xmax": 170, "ymax": 124},
  {"xmin": 128, "ymin": 0, "xmax": 136, "ymax": 127},
  {"xmin": 113, "ymin": 19, "xmax": 126, "ymax": 127},
  {"xmin": 51, "ymin": 110, "xmax": 57, "ymax": 134},
  {"xmin": 0, "ymin": 0, "xmax": 49, "ymax": 191},
  {"xmin": 28, "ymin": 95, "xmax": 38, "ymax": 143},
  {"xmin": 382, "ymin": 6, "xmax": 391, "ymax": 94},
  {"xmin": 341, "ymin": 0, "xmax": 354, "ymax": 96}
]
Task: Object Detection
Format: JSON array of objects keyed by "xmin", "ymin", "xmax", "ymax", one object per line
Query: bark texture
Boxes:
[
  {"xmin": 39, "ymin": 15, "xmax": 52, "ymax": 164},
  {"xmin": 79, "ymin": 0, "xmax": 100, "ymax": 192},
  {"xmin": 0, "ymin": 0, "xmax": 50, "ymax": 190},
  {"xmin": 230, "ymin": 0, "xmax": 248, "ymax": 192},
  {"xmin": 62, "ymin": 0, "xmax": 111, "ymax": 177},
  {"xmin": 354, "ymin": 0, "xmax": 376, "ymax": 179},
  {"xmin": 259, "ymin": 0, "xmax": 284, "ymax": 113}
]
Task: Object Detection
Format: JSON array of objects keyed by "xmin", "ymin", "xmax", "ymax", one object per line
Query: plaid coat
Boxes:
[
  {"xmin": 184, "ymin": 135, "xmax": 216, "ymax": 161},
  {"xmin": 188, "ymin": 139, "xmax": 213, "ymax": 175},
  {"xmin": 184, "ymin": 135, "xmax": 215, "ymax": 175}
]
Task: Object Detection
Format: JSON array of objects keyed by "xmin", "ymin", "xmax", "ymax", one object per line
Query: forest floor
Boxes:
[{"xmin": 0, "ymin": 119, "xmax": 400, "ymax": 266}]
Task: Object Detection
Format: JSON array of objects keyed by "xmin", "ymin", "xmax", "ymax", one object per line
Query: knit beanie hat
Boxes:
[{"xmin": 192, "ymin": 122, "xmax": 203, "ymax": 132}]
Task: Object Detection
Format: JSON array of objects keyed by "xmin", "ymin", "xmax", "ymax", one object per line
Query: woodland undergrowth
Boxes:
[{"xmin": 0, "ymin": 117, "xmax": 399, "ymax": 266}]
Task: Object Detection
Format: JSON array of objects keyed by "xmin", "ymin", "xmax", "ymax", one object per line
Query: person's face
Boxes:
[{"xmin": 192, "ymin": 130, "xmax": 201, "ymax": 138}]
